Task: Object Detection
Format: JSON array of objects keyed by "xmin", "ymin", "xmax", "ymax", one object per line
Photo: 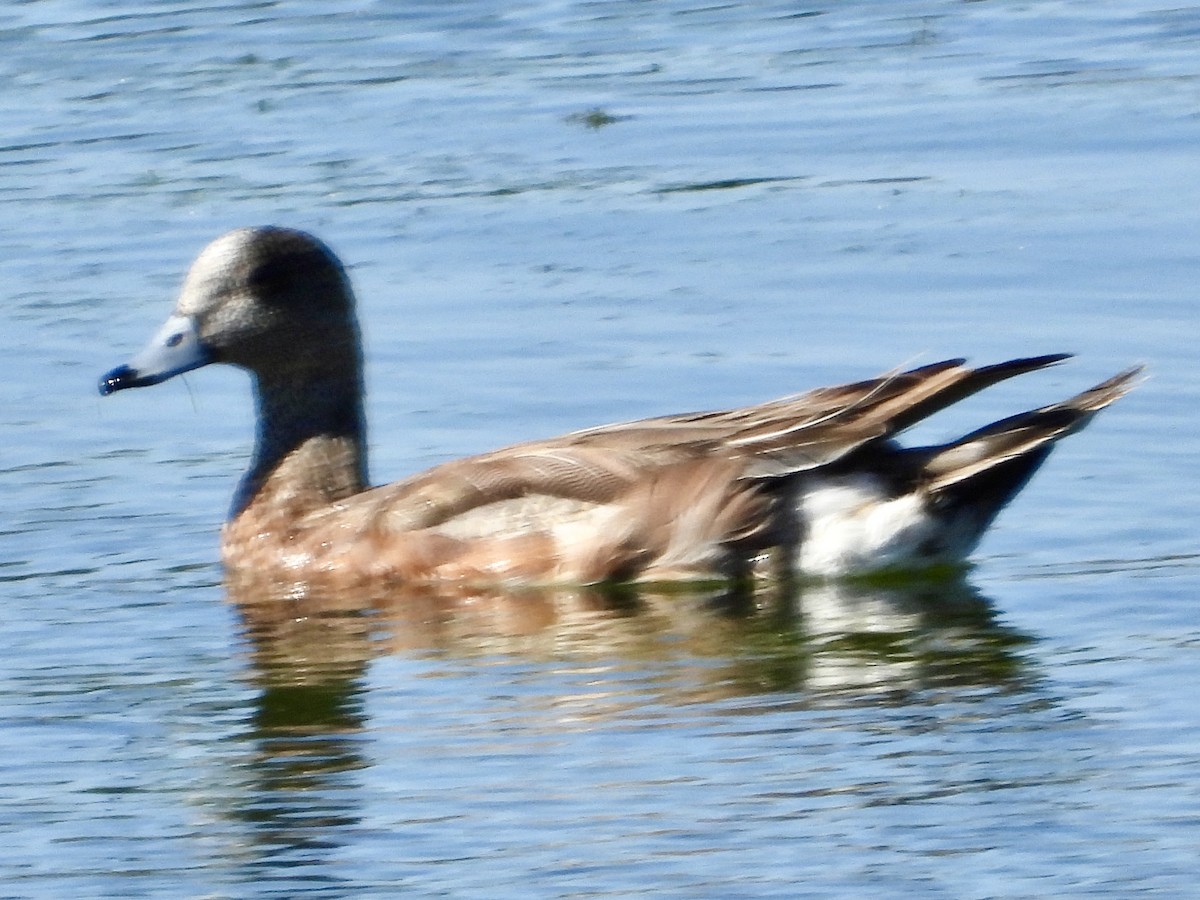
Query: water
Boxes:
[{"xmin": 4, "ymin": 1, "xmax": 1199, "ymax": 896}]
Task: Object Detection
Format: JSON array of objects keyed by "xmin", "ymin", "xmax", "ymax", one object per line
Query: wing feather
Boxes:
[{"xmin": 339, "ymin": 355, "xmax": 1075, "ymax": 533}]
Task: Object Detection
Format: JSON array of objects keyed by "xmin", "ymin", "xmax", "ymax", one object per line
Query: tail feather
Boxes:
[
  {"xmin": 879, "ymin": 353, "xmax": 1074, "ymax": 436},
  {"xmin": 923, "ymin": 365, "xmax": 1142, "ymax": 508}
]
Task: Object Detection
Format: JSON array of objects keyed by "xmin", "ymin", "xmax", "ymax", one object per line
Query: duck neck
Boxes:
[{"xmin": 231, "ymin": 366, "xmax": 369, "ymax": 521}]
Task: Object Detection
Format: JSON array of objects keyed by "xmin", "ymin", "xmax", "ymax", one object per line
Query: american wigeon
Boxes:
[{"xmin": 100, "ymin": 227, "xmax": 1139, "ymax": 587}]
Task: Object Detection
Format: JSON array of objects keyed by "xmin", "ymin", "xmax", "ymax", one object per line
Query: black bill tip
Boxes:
[{"xmin": 99, "ymin": 365, "xmax": 137, "ymax": 396}]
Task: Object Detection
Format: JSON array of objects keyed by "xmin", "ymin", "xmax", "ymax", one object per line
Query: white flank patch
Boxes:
[{"xmin": 795, "ymin": 474, "xmax": 944, "ymax": 576}]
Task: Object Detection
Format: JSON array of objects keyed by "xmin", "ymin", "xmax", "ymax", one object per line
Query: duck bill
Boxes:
[{"xmin": 99, "ymin": 313, "xmax": 212, "ymax": 395}]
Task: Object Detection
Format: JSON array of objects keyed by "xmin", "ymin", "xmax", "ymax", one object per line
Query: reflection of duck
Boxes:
[
  {"xmin": 226, "ymin": 576, "xmax": 1029, "ymax": 881},
  {"xmin": 792, "ymin": 577, "xmax": 1031, "ymax": 699},
  {"xmin": 100, "ymin": 227, "xmax": 1138, "ymax": 590},
  {"xmin": 234, "ymin": 632, "xmax": 369, "ymax": 873},
  {"xmin": 230, "ymin": 572, "xmax": 1031, "ymax": 706}
]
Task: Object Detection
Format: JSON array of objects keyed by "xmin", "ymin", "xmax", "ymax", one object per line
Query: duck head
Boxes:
[{"xmin": 99, "ymin": 226, "xmax": 358, "ymax": 395}]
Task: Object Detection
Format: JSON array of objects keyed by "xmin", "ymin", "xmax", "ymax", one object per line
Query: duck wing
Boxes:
[{"xmin": 344, "ymin": 354, "xmax": 1075, "ymax": 532}]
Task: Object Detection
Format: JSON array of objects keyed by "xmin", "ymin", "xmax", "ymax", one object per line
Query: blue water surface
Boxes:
[{"xmin": 2, "ymin": 2, "xmax": 1199, "ymax": 897}]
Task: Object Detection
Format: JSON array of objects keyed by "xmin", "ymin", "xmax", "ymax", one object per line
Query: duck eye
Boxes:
[
  {"xmin": 246, "ymin": 259, "xmax": 291, "ymax": 295},
  {"xmin": 166, "ymin": 332, "xmax": 184, "ymax": 347}
]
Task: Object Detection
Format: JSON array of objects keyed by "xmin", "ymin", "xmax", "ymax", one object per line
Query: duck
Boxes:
[{"xmin": 99, "ymin": 226, "xmax": 1139, "ymax": 589}]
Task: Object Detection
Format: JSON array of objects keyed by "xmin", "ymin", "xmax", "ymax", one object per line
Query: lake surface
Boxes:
[{"xmin": 4, "ymin": 1, "xmax": 1199, "ymax": 896}]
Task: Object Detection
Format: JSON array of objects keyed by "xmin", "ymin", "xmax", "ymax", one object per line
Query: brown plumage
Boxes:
[{"xmin": 99, "ymin": 227, "xmax": 1140, "ymax": 591}]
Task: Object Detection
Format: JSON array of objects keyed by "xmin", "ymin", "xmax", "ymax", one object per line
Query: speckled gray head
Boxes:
[{"xmin": 99, "ymin": 227, "xmax": 356, "ymax": 396}]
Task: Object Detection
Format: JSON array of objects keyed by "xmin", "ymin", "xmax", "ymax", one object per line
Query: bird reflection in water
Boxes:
[
  {"xmin": 223, "ymin": 571, "xmax": 1032, "ymax": 876},
  {"xmin": 229, "ymin": 570, "xmax": 1033, "ymax": 704}
]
